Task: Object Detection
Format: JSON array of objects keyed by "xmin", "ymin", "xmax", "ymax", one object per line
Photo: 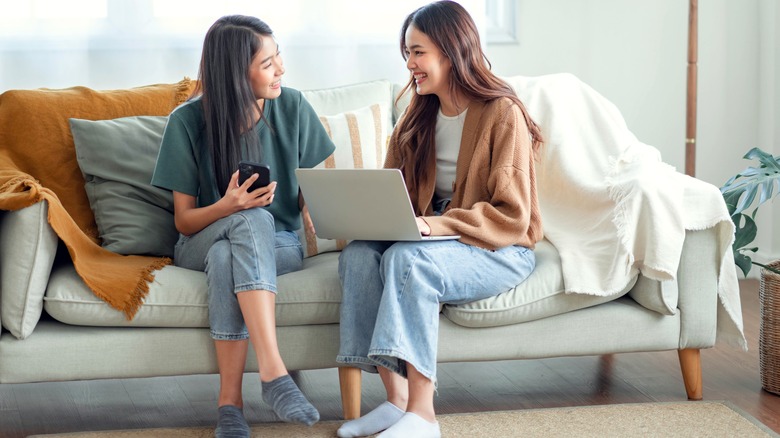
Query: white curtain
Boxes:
[{"xmin": 0, "ymin": 0, "xmax": 486, "ymax": 91}]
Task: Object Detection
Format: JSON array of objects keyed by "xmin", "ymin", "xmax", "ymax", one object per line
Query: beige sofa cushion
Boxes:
[
  {"xmin": 43, "ymin": 253, "xmax": 342, "ymax": 328},
  {"xmin": 0, "ymin": 202, "xmax": 58, "ymax": 339},
  {"xmin": 443, "ymin": 239, "xmax": 637, "ymax": 328},
  {"xmin": 45, "ymin": 239, "xmax": 640, "ymax": 331}
]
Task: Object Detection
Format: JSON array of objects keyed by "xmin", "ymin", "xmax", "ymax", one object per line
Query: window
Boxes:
[
  {"xmin": 0, "ymin": 0, "xmax": 106, "ymax": 36},
  {"xmin": 0, "ymin": 0, "xmax": 497, "ymax": 48},
  {"xmin": 0, "ymin": 0, "xmax": 497, "ymax": 90}
]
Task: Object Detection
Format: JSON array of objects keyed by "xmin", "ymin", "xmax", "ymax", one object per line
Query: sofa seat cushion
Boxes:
[
  {"xmin": 43, "ymin": 253, "xmax": 342, "ymax": 327},
  {"xmin": 443, "ymin": 239, "xmax": 637, "ymax": 328}
]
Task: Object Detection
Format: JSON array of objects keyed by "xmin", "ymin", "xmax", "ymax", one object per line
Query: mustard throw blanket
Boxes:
[{"xmin": 0, "ymin": 79, "xmax": 195, "ymax": 319}]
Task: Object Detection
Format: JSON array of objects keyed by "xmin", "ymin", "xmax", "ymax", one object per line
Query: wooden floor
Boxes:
[{"xmin": 1, "ymin": 279, "xmax": 779, "ymax": 437}]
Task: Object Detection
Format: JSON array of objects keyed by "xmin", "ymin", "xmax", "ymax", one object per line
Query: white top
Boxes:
[{"xmin": 434, "ymin": 108, "xmax": 467, "ymax": 201}]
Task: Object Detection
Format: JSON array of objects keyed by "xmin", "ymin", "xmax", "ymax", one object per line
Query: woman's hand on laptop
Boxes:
[{"xmin": 416, "ymin": 217, "xmax": 431, "ymax": 236}]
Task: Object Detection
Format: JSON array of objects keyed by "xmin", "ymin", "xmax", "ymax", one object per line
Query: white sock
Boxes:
[
  {"xmin": 377, "ymin": 412, "xmax": 440, "ymax": 438},
  {"xmin": 336, "ymin": 401, "xmax": 405, "ymax": 438}
]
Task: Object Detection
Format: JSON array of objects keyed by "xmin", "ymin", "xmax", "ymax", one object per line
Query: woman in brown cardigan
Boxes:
[{"xmin": 335, "ymin": 2, "xmax": 544, "ymax": 437}]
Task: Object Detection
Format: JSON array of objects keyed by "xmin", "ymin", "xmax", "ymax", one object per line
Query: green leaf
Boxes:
[
  {"xmin": 734, "ymin": 250, "xmax": 753, "ymax": 277},
  {"xmin": 745, "ymin": 147, "xmax": 780, "ymax": 172},
  {"xmin": 720, "ymin": 147, "xmax": 780, "ymax": 216},
  {"xmin": 721, "ymin": 147, "xmax": 780, "ymax": 279},
  {"xmin": 732, "ymin": 213, "xmax": 757, "ymax": 250}
]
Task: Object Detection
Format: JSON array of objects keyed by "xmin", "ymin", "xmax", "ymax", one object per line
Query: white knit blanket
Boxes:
[{"xmin": 507, "ymin": 73, "xmax": 746, "ymax": 349}]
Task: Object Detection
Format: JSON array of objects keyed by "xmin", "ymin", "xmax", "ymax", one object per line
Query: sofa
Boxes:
[{"xmin": 0, "ymin": 75, "xmax": 746, "ymax": 421}]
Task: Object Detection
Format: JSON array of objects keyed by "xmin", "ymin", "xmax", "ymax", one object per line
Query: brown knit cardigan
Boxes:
[{"xmin": 385, "ymin": 97, "xmax": 543, "ymax": 250}]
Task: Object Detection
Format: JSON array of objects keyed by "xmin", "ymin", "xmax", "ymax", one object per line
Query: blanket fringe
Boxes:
[
  {"xmin": 0, "ymin": 174, "xmax": 43, "ymax": 209},
  {"xmin": 173, "ymin": 77, "xmax": 195, "ymax": 106},
  {"xmin": 123, "ymin": 256, "xmax": 172, "ymax": 320},
  {"xmin": 74, "ymin": 254, "xmax": 172, "ymax": 320}
]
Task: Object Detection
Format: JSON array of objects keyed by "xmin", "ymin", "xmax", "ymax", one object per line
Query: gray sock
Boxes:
[
  {"xmin": 215, "ymin": 405, "xmax": 250, "ymax": 438},
  {"xmin": 262, "ymin": 374, "xmax": 320, "ymax": 426}
]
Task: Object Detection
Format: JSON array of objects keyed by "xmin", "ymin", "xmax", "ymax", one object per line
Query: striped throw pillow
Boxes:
[{"xmin": 298, "ymin": 103, "xmax": 390, "ymax": 257}]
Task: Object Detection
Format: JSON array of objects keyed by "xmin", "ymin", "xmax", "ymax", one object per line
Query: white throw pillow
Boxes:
[{"xmin": 302, "ymin": 79, "xmax": 394, "ymax": 128}]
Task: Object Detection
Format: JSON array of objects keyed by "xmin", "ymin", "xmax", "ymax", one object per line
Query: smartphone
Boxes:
[{"xmin": 238, "ymin": 160, "xmax": 271, "ymax": 192}]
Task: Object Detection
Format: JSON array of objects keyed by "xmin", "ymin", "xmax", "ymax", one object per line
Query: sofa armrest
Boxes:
[
  {"xmin": 0, "ymin": 201, "xmax": 58, "ymax": 339},
  {"xmin": 676, "ymin": 228, "xmax": 719, "ymax": 349}
]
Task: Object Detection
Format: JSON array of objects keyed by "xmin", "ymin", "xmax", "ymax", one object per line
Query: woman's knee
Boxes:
[
  {"xmin": 204, "ymin": 240, "xmax": 231, "ymax": 274},
  {"xmin": 229, "ymin": 208, "xmax": 275, "ymax": 237},
  {"xmin": 379, "ymin": 242, "xmax": 421, "ymax": 274},
  {"xmin": 380, "ymin": 242, "xmax": 446, "ymax": 297}
]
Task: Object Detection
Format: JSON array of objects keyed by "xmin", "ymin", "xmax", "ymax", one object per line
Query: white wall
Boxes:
[
  {"xmin": 763, "ymin": 0, "xmax": 780, "ymax": 266},
  {"xmin": 487, "ymin": 0, "xmax": 778, "ymax": 270}
]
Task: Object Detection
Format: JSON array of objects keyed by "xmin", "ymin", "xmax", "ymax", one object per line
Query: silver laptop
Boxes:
[{"xmin": 295, "ymin": 168, "xmax": 460, "ymax": 241}]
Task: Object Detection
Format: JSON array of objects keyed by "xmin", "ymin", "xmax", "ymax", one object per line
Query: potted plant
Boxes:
[
  {"xmin": 720, "ymin": 146, "xmax": 780, "ymax": 395},
  {"xmin": 720, "ymin": 147, "xmax": 780, "ymax": 277}
]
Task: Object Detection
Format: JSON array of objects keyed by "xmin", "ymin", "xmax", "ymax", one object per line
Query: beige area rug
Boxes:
[{"xmin": 28, "ymin": 401, "xmax": 778, "ymax": 438}]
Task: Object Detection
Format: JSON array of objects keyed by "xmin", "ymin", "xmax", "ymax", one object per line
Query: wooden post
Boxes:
[
  {"xmin": 685, "ymin": 0, "xmax": 698, "ymax": 177},
  {"xmin": 338, "ymin": 366, "xmax": 362, "ymax": 420}
]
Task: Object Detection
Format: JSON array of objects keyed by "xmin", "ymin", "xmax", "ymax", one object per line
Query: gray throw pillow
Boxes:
[{"xmin": 70, "ymin": 116, "xmax": 177, "ymax": 257}]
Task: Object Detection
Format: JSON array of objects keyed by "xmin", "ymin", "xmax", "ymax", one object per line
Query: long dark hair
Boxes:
[
  {"xmin": 395, "ymin": 1, "xmax": 543, "ymax": 191},
  {"xmin": 192, "ymin": 15, "xmax": 272, "ymax": 195}
]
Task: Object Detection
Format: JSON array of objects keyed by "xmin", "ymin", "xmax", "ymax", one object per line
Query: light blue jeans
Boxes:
[
  {"xmin": 336, "ymin": 239, "xmax": 536, "ymax": 381},
  {"xmin": 173, "ymin": 208, "xmax": 303, "ymax": 340}
]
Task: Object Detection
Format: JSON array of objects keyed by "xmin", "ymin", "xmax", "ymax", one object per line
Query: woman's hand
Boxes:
[
  {"xmin": 416, "ymin": 216, "xmax": 431, "ymax": 236},
  {"xmin": 221, "ymin": 170, "xmax": 277, "ymax": 213},
  {"xmin": 172, "ymin": 172, "xmax": 276, "ymax": 236}
]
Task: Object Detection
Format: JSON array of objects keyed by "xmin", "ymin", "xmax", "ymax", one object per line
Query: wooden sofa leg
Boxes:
[
  {"xmin": 339, "ymin": 366, "xmax": 362, "ymax": 420},
  {"xmin": 678, "ymin": 348, "xmax": 703, "ymax": 400}
]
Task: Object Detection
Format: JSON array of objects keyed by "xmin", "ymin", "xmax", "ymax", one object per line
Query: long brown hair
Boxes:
[
  {"xmin": 192, "ymin": 15, "xmax": 273, "ymax": 196},
  {"xmin": 395, "ymin": 1, "xmax": 543, "ymax": 191}
]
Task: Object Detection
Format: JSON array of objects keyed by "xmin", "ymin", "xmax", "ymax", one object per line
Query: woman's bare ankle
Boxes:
[
  {"xmin": 386, "ymin": 395, "xmax": 408, "ymax": 411},
  {"xmin": 405, "ymin": 405, "xmax": 435, "ymax": 423},
  {"xmin": 258, "ymin": 359, "xmax": 288, "ymax": 382}
]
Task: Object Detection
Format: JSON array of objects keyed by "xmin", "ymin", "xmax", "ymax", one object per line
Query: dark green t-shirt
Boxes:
[{"xmin": 151, "ymin": 87, "xmax": 335, "ymax": 232}]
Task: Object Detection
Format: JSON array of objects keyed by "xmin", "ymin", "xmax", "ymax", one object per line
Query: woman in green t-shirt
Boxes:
[{"xmin": 152, "ymin": 15, "xmax": 334, "ymax": 437}]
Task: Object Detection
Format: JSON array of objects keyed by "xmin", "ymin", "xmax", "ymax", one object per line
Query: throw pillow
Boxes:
[
  {"xmin": 0, "ymin": 201, "xmax": 58, "ymax": 339},
  {"xmin": 302, "ymin": 80, "xmax": 394, "ymax": 128},
  {"xmin": 70, "ymin": 116, "xmax": 178, "ymax": 258},
  {"xmin": 628, "ymin": 275, "xmax": 679, "ymax": 315},
  {"xmin": 298, "ymin": 102, "xmax": 389, "ymax": 257}
]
